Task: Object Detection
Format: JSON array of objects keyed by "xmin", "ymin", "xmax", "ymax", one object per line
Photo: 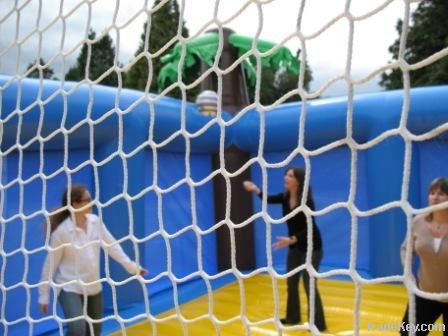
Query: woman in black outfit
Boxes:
[{"xmin": 243, "ymin": 167, "xmax": 326, "ymax": 331}]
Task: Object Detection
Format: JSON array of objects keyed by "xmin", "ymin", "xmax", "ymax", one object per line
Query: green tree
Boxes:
[
  {"xmin": 66, "ymin": 29, "xmax": 120, "ymax": 87},
  {"xmin": 26, "ymin": 58, "xmax": 55, "ymax": 79},
  {"xmin": 380, "ymin": 0, "xmax": 448, "ymax": 89},
  {"xmin": 125, "ymin": 0, "xmax": 192, "ymax": 98},
  {"xmin": 248, "ymin": 55, "xmax": 313, "ymax": 105},
  {"xmin": 276, "ymin": 59, "xmax": 313, "ymax": 103}
]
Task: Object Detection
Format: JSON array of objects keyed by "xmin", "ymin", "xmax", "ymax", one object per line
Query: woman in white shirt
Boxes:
[{"xmin": 38, "ymin": 184, "xmax": 148, "ymax": 336}]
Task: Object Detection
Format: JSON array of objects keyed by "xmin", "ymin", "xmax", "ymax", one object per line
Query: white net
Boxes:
[{"xmin": 1, "ymin": 0, "xmax": 448, "ymax": 335}]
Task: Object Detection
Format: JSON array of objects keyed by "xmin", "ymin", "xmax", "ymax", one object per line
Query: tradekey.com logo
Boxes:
[{"xmin": 367, "ymin": 322, "xmax": 445, "ymax": 333}]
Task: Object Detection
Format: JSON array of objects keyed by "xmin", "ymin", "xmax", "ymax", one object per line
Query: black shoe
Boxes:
[
  {"xmin": 317, "ymin": 326, "xmax": 327, "ymax": 332},
  {"xmin": 280, "ymin": 318, "xmax": 300, "ymax": 325}
]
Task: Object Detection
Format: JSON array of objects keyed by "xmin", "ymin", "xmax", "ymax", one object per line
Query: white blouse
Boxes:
[{"xmin": 38, "ymin": 214, "xmax": 140, "ymax": 305}]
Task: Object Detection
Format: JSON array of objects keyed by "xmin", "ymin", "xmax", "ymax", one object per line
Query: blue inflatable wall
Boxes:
[
  {"xmin": 231, "ymin": 87, "xmax": 448, "ymax": 277},
  {"xmin": 1, "ymin": 74, "xmax": 447, "ymax": 335},
  {"xmin": 0, "ymin": 76, "xmax": 230, "ymax": 335}
]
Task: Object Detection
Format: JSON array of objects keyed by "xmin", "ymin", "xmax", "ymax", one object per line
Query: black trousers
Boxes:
[
  {"xmin": 400, "ymin": 295, "xmax": 448, "ymax": 336},
  {"xmin": 285, "ymin": 248, "xmax": 326, "ymax": 330}
]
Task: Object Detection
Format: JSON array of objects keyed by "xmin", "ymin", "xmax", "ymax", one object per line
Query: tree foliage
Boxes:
[
  {"xmin": 66, "ymin": 30, "xmax": 120, "ymax": 87},
  {"xmin": 248, "ymin": 57, "xmax": 313, "ymax": 105},
  {"xmin": 380, "ymin": 0, "xmax": 448, "ymax": 89},
  {"xmin": 125, "ymin": 0, "xmax": 193, "ymax": 98},
  {"xmin": 26, "ymin": 58, "xmax": 55, "ymax": 79}
]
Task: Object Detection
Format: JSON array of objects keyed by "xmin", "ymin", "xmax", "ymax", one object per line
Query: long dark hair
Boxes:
[
  {"xmin": 285, "ymin": 167, "xmax": 315, "ymax": 209},
  {"xmin": 49, "ymin": 184, "xmax": 87, "ymax": 232},
  {"xmin": 426, "ymin": 177, "xmax": 448, "ymax": 222}
]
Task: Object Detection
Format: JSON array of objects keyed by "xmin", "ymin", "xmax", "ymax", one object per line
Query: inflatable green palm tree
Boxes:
[{"xmin": 158, "ymin": 30, "xmax": 300, "ymax": 95}]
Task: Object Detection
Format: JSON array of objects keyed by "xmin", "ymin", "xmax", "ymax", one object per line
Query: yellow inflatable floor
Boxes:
[{"xmin": 111, "ymin": 275, "xmax": 444, "ymax": 335}]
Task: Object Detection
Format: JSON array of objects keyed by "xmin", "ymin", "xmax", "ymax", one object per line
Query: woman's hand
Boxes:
[
  {"xmin": 139, "ymin": 268, "xmax": 148, "ymax": 277},
  {"xmin": 39, "ymin": 304, "xmax": 49, "ymax": 314},
  {"xmin": 243, "ymin": 181, "xmax": 260, "ymax": 194},
  {"xmin": 272, "ymin": 236, "xmax": 296, "ymax": 250}
]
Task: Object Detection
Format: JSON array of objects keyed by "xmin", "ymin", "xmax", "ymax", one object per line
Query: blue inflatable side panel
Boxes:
[
  {"xmin": 417, "ymin": 140, "xmax": 448, "ymax": 203},
  {"xmin": 232, "ymin": 86, "xmax": 448, "ymax": 151},
  {"xmin": 0, "ymin": 76, "xmax": 232, "ymax": 153},
  {"xmin": 1, "ymin": 74, "xmax": 447, "ymax": 335},
  {"xmin": 233, "ymin": 86, "xmax": 448, "ymax": 278},
  {"xmin": 0, "ymin": 76, "xmax": 223, "ymax": 334}
]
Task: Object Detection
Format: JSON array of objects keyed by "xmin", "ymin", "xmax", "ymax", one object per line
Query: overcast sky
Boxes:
[{"xmin": 0, "ymin": 0, "xmax": 416, "ymax": 97}]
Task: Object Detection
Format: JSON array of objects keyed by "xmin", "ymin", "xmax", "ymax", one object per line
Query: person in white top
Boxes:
[
  {"xmin": 38, "ymin": 184, "xmax": 148, "ymax": 336},
  {"xmin": 400, "ymin": 177, "xmax": 448, "ymax": 336}
]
